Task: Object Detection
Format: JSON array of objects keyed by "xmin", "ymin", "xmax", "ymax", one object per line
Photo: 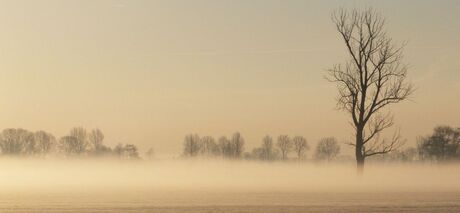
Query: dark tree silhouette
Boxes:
[
  {"xmin": 293, "ymin": 136, "xmax": 309, "ymax": 160},
  {"xmin": 218, "ymin": 136, "xmax": 232, "ymax": 158},
  {"xmin": 59, "ymin": 135, "xmax": 80, "ymax": 155},
  {"xmin": 69, "ymin": 127, "xmax": 89, "ymax": 154},
  {"xmin": 200, "ymin": 136, "xmax": 219, "ymax": 157},
  {"xmin": 277, "ymin": 135, "xmax": 292, "ymax": 160},
  {"xmin": 231, "ymin": 132, "xmax": 245, "ymax": 158},
  {"xmin": 315, "ymin": 137, "xmax": 341, "ymax": 162},
  {"xmin": 183, "ymin": 134, "xmax": 201, "ymax": 157},
  {"xmin": 417, "ymin": 126, "xmax": 460, "ymax": 162},
  {"xmin": 0, "ymin": 128, "xmax": 33, "ymax": 155},
  {"xmin": 328, "ymin": 8, "xmax": 413, "ymax": 174},
  {"xmin": 89, "ymin": 128, "xmax": 104, "ymax": 153},
  {"xmin": 261, "ymin": 135, "xmax": 278, "ymax": 161},
  {"xmin": 34, "ymin": 131, "xmax": 56, "ymax": 156}
]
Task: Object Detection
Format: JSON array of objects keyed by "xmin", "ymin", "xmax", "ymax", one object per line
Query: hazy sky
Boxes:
[{"xmin": 0, "ymin": 0, "xmax": 459, "ymax": 155}]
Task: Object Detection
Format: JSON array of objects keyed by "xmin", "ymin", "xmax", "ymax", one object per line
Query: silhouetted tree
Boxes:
[
  {"xmin": 231, "ymin": 132, "xmax": 245, "ymax": 158},
  {"xmin": 293, "ymin": 136, "xmax": 309, "ymax": 160},
  {"xmin": 417, "ymin": 126, "xmax": 460, "ymax": 162},
  {"xmin": 59, "ymin": 135, "xmax": 80, "ymax": 156},
  {"xmin": 114, "ymin": 143, "xmax": 125, "ymax": 157},
  {"xmin": 328, "ymin": 8, "xmax": 413, "ymax": 173},
  {"xmin": 89, "ymin": 129, "xmax": 104, "ymax": 153},
  {"xmin": 200, "ymin": 136, "xmax": 219, "ymax": 157},
  {"xmin": 261, "ymin": 135, "xmax": 278, "ymax": 161},
  {"xmin": 0, "ymin": 128, "xmax": 34, "ymax": 155},
  {"xmin": 112, "ymin": 143, "xmax": 140, "ymax": 159},
  {"xmin": 315, "ymin": 137, "xmax": 341, "ymax": 162},
  {"xmin": 277, "ymin": 135, "xmax": 292, "ymax": 160},
  {"xmin": 249, "ymin": 135, "xmax": 280, "ymax": 161},
  {"xmin": 68, "ymin": 127, "xmax": 89, "ymax": 154},
  {"xmin": 218, "ymin": 136, "xmax": 232, "ymax": 158},
  {"xmin": 183, "ymin": 134, "xmax": 201, "ymax": 157},
  {"xmin": 34, "ymin": 131, "xmax": 56, "ymax": 156}
]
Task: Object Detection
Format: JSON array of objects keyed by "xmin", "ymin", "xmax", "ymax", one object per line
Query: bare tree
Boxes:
[
  {"xmin": 261, "ymin": 135, "xmax": 277, "ymax": 161},
  {"xmin": 69, "ymin": 127, "xmax": 89, "ymax": 154},
  {"xmin": 34, "ymin": 131, "xmax": 56, "ymax": 156},
  {"xmin": 277, "ymin": 135, "xmax": 292, "ymax": 160},
  {"xmin": 183, "ymin": 134, "xmax": 201, "ymax": 157},
  {"xmin": 417, "ymin": 126, "xmax": 460, "ymax": 162},
  {"xmin": 328, "ymin": 8, "xmax": 413, "ymax": 173},
  {"xmin": 293, "ymin": 136, "xmax": 309, "ymax": 160},
  {"xmin": 218, "ymin": 136, "xmax": 232, "ymax": 158},
  {"xmin": 21, "ymin": 130, "xmax": 36, "ymax": 155},
  {"xmin": 231, "ymin": 132, "xmax": 245, "ymax": 158},
  {"xmin": 89, "ymin": 129, "xmax": 104, "ymax": 153},
  {"xmin": 200, "ymin": 136, "xmax": 219, "ymax": 157},
  {"xmin": 0, "ymin": 128, "xmax": 34, "ymax": 155},
  {"xmin": 315, "ymin": 137, "xmax": 341, "ymax": 162},
  {"xmin": 59, "ymin": 136, "xmax": 80, "ymax": 155}
]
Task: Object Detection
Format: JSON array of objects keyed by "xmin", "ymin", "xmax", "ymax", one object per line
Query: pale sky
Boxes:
[{"xmin": 0, "ymin": 0, "xmax": 459, "ymax": 156}]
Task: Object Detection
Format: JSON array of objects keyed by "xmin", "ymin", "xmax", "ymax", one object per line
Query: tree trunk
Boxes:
[
  {"xmin": 356, "ymin": 154, "xmax": 365, "ymax": 175},
  {"xmin": 356, "ymin": 127, "xmax": 365, "ymax": 176}
]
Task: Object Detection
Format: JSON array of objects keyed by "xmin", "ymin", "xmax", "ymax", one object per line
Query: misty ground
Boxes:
[{"xmin": 1, "ymin": 159, "xmax": 460, "ymax": 212}]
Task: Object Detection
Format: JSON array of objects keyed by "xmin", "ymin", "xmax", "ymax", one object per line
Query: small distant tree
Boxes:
[
  {"xmin": 417, "ymin": 126, "xmax": 460, "ymax": 162},
  {"xmin": 123, "ymin": 144, "xmax": 140, "ymax": 159},
  {"xmin": 261, "ymin": 135, "xmax": 278, "ymax": 161},
  {"xmin": 183, "ymin": 134, "xmax": 201, "ymax": 157},
  {"xmin": 0, "ymin": 128, "xmax": 34, "ymax": 155},
  {"xmin": 218, "ymin": 136, "xmax": 232, "ymax": 158},
  {"xmin": 231, "ymin": 132, "xmax": 245, "ymax": 159},
  {"xmin": 59, "ymin": 136, "xmax": 80, "ymax": 156},
  {"xmin": 89, "ymin": 129, "xmax": 104, "ymax": 153},
  {"xmin": 68, "ymin": 127, "xmax": 88, "ymax": 154},
  {"xmin": 200, "ymin": 136, "xmax": 219, "ymax": 157},
  {"xmin": 277, "ymin": 135, "xmax": 292, "ymax": 160},
  {"xmin": 34, "ymin": 131, "xmax": 56, "ymax": 156},
  {"xmin": 315, "ymin": 137, "xmax": 341, "ymax": 161},
  {"xmin": 293, "ymin": 136, "xmax": 309, "ymax": 160},
  {"xmin": 112, "ymin": 143, "xmax": 140, "ymax": 159},
  {"xmin": 114, "ymin": 143, "xmax": 125, "ymax": 157}
]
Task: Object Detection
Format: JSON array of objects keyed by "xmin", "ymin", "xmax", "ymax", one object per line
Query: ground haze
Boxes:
[{"xmin": 1, "ymin": 159, "xmax": 460, "ymax": 212}]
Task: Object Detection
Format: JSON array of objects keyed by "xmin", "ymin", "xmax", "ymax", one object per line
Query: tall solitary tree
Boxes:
[{"xmin": 328, "ymin": 8, "xmax": 413, "ymax": 174}]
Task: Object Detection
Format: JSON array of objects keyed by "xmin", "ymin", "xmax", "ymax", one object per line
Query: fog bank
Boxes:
[{"xmin": 0, "ymin": 159, "xmax": 458, "ymax": 194}]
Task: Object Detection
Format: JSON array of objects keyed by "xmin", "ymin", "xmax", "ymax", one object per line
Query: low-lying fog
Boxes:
[{"xmin": 1, "ymin": 158, "xmax": 458, "ymax": 194}]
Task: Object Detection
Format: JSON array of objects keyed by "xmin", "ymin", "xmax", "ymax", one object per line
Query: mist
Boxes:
[{"xmin": 1, "ymin": 159, "xmax": 458, "ymax": 194}]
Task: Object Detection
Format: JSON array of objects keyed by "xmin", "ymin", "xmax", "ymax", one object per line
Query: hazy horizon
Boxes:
[{"xmin": 0, "ymin": 0, "xmax": 459, "ymax": 156}]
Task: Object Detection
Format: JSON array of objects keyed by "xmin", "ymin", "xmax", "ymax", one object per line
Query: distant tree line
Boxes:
[
  {"xmin": 367, "ymin": 126, "xmax": 460, "ymax": 163},
  {"xmin": 182, "ymin": 133, "xmax": 342, "ymax": 162},
  {"xmin": 2, "ymin": 125, "xmax": 458, "ymax": 164},
  {"xmin": 182, "ymin": 126, "xmax": 460, "ymax": 164},
  {"xmin": 417, "ymin": 126, "xmax": 460, "ymax": 162},
  {"xmin": 0, "ymin": 127, "xmax": 144, "ymax": 160}
]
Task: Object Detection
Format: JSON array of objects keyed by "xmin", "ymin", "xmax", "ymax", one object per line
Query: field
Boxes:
[{"xmin": 1, "ymin": 159, "xmax": 460, "ymax": 212}]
